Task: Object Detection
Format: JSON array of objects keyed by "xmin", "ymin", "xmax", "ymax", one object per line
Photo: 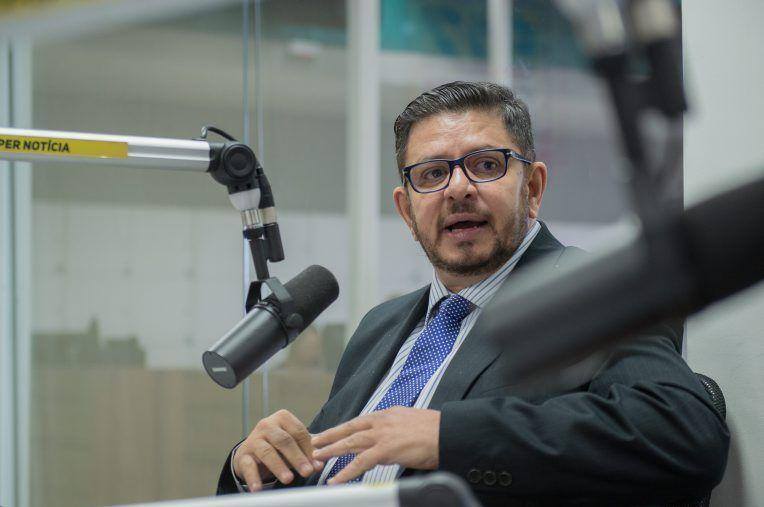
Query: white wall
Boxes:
[{"xmin": 683, "ymin": 2, "xmax": 764, "ymax": 505}]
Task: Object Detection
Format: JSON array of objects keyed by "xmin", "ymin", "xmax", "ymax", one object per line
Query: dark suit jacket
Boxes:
[{"xmin": 217, "ymin": 222, "xmax": 729, "ymax": 506}]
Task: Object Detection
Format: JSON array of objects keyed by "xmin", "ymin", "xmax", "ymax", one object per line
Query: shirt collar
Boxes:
[{"xmin": 425, "ymin": 220, "xmax": 542, "ymax": 322}]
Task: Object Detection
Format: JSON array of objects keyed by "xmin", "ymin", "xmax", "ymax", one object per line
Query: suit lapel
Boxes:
[
  {"xmin": 512, "ymin": 221, "xmax": 566, "ymax": 271},
  {"xmin": 321, "ymin": 287, "xmax": 430, "ymax": 428},
  {"xmin": 428, "ymin": 222, "xmax": 565, "ymax": 410}
]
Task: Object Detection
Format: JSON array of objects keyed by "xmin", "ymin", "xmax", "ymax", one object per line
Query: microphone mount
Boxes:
[
  {"xmin": 246, "ymin": 277, "xmax": 304, "ymax": 341},
  {"xmin": 195, "ymin": 126, "xmax": 285, "ymax": 289},
  {"xmin": 196, "ymin": 126, "xmax": 298, "ymax": 340}
]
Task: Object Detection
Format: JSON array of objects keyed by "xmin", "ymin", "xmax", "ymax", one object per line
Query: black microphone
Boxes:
[
  {"xmin": 480, "ymin": 174, "xmax": 764, "ymax": 382},
  {"xmin": 203, "ymin": 265, "xmax": 339, "ymax": 388}
]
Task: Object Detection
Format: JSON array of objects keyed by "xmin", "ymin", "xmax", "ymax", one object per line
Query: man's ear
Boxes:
[
  {"xmin": 526, "ymin": 161, "xmax": 547, "ymax": 219},
  {"xmin": 393, "ymin": 185, "xmax": 417, "ymax": 241}
]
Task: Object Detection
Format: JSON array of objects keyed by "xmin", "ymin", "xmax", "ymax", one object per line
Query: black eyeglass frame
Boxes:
[{"xmin": 400, "ymin": 148, "xmax": 533, "ymax": 194}]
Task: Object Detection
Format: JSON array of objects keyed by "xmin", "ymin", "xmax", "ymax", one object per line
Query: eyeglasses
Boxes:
[{"xmin": 401, "ymin": 148, "xmax": 532, "ymax": 194}]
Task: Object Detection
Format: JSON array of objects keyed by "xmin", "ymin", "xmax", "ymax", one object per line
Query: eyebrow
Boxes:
[{"xmin": 413, "ymin": 144, "xmax": 502, "ymax": 164}]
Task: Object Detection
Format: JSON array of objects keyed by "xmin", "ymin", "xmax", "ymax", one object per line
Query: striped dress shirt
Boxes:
[{"xmin": 316, "ymin": 220, "xmax": 541, "ymax": 484}]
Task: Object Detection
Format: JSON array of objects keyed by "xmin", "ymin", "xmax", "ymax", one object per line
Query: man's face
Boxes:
[{"xmin": 393, "ymin": 109, "xmax": 545, "ymax": 279}]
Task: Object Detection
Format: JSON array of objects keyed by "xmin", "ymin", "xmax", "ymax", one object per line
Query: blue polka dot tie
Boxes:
[{"xmin": 325, "ymin": 294, "xmax": 474, "ymax": 482}]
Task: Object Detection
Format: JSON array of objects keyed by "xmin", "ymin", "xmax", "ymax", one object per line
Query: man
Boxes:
[{"xmin": 217, "ymin": 82, "xmax": 729, "ymax": 505}]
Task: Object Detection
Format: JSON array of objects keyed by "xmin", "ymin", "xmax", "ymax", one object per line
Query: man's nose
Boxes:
[{"xmin": 444, "ymin": 165, "xmax": 476, "ymax": 200}]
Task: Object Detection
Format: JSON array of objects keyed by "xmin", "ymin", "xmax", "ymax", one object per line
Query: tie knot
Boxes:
[{"xmin": 438, "ymin": 294, "xmax": 473, "ymax": 322}]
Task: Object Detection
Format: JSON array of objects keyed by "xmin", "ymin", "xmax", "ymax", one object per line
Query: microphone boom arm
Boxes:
[{"xmin": 0, "ymin": 125, "xmax": 284, "ymax": 284}]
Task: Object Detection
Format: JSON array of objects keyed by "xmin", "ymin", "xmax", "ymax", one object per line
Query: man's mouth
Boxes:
[
  {"xmin": 441, "ymin": 213, "xmax": 490, "ymax": 241},
  {"xmin": 445, "ymin": 220, "xmax": 487, "ymax": 233}
]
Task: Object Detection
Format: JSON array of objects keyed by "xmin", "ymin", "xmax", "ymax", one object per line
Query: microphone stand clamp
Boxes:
[{"xmin": 199, "ymin": 126, "xmax": 300, "ymax": 337}]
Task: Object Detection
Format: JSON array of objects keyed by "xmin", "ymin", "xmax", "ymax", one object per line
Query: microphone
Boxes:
[
  {"xmin": 480, "ymin": 174, "xmax": 764, "ymax": 382},
  {"xmin": 203, "ymin": 265, "xmax": 339, "ymax": 389}
]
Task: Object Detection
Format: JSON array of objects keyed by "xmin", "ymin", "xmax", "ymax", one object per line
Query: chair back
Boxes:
[{"xmin": 666, "ymin": 373, "xmax": 727, "ymax": 507}]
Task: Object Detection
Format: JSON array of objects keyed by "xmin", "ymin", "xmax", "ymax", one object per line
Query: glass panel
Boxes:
[
  {"xmin": 509, "ymin": 0, "xmax": 677, "ymax": 247},
  {"xmin": 244, "ymin": 0, "xmax": 349, "ymax": 437},
  {"xmin": 30, "ymin": 6, "xmax": 247, "ymax": 506},
  {"xmin": 0, "ymin": 168, "xmax": 7, "ymax": 503},
  {"xmin": 512, "ymin": 0, "xmax": 633, "ymax": 230}
]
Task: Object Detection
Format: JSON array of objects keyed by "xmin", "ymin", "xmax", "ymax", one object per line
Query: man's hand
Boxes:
[
  {"xmin": 233, "ymin": 409, "xmax": 324, "ymax": 492},
  {"xmin": 311, "ymin": 406, "xmax": 441, "ymax": 484}
]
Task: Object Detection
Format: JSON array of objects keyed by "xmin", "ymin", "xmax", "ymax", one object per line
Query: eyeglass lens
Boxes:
[{"xmin": 409, "ymin": 149, "xmax": 506, "ymax": 191}]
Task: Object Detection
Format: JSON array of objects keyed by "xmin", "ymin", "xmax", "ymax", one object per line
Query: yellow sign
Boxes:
[{"xmin": 0, "ymin": 135, "xmax": 128, "ymax": 159}]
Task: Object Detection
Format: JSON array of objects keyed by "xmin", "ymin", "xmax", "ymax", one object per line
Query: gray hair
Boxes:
[{"xmin": 393, "ymin": 81, "xmax": 536, "ymax": 178}]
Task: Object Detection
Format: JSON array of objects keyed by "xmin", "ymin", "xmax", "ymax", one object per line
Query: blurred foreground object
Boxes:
[
  {"xmin": 108, "ymin": 472, "xmax": 481, "ymax": 507},
  {"xmin": 483, "ymin": 0, "xmax": 763, "ymax": 378},
  {"xmin": 482, "ymin": 173, "xmax": 764, "ymax": 381}
]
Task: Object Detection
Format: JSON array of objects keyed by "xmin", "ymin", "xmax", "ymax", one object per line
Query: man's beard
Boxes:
[{"xmin": 410, "ymin": 194, "xmax": 530, "ymax": 278}]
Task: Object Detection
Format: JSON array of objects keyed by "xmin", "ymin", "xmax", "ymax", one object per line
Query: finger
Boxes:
[
  {"xmin": 237, "ymin": 453, "xmax": 262, "ymax": 492},
  {"xmin": 281, "ymin": 413, "xmax": 323, "ymax": 473},
  {"xmin": 313, "ymin": 430, "xmax": 375, "ymax": 462},
  {"xmin": 312, "ymin": 416, "xmax": 372, "ymax": 448},
  {"xmin": 327, "ymin": 449, "xmax": 378, "ymax": 485},
  {"xmin": 252, "ymin": 439, "xmax": 294, "ymax": 484},
  {"xmin": 266, "ymin": 427, "xmax": 315, "ymax": 478}
]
